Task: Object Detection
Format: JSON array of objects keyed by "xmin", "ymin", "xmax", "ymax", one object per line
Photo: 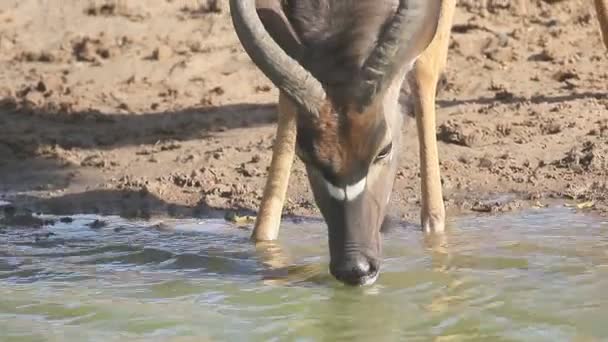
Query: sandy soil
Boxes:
[{"xmin": 0, "ymin": 0, "xmax": 607, "ymax": 226}]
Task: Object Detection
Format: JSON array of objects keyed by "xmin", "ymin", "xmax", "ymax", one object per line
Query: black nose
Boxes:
[{"xmin": 330, "ymin": 254, "xmax": 379, "ymax": 286}]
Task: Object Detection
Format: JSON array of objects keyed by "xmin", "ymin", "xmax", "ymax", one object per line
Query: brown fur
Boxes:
[{"xmin": 295, "ymin": 99, "xmax": 387, "ymax": 186}]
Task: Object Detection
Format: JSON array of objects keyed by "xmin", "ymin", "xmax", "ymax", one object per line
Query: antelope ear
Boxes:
[
  {"xmin": 256, "ymin": 0, "xmax": 302, "ymax": 62},
  {"xmin": 403, "ymin": 0, "xmax": 442, "ymax": 65}
]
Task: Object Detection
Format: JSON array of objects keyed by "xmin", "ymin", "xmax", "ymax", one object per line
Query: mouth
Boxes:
[
  {"xmin": 359, "ymin": 270, "xmax": 380, "ymax": 286},
  {"xmin": 334, "ymin": 268, "xmax": 380, "ymax": 287}
]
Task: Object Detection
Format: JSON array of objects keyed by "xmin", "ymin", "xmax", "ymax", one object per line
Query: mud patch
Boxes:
[{"xmin": 437, "ymin": 120, "xmax": 487, "ymax": 147}]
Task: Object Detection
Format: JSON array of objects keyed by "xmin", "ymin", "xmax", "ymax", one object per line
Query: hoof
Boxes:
[{"xmin": 421, "ymin": 210, "xmax": 445, "ymax": 234}]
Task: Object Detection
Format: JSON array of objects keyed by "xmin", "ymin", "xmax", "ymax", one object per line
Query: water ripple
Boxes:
[{"xmin": 0, "ymin": 206, "xmax": 607, "ymax": 340}]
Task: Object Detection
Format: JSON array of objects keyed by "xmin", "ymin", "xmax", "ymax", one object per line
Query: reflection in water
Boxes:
[
  {"xmin": 423, "ymin": 231, "xmax": 457, "ymax": 316},
  {"xmin": 0, "ymin": 208, "xmax": 607, "ymax": 341},
  {"xmin": 255, "ymin": 240, "xmax": 292, "ymax": 283},
  {"xmin": 255, "ymin": 241, "xmax": 326, "ymax": 286}
]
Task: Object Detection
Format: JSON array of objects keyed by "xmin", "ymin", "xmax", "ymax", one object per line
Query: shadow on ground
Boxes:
[
  {"xmin": 0, "ymin": 99, "xmax": 277, "ymax": 218},
  {"xmin": 436, "ymin": 91, "xmax": 607, "ymax": 108},
  {"xmin": 0, "ymin": 99, "xmax": 277, "ymax": 152}
]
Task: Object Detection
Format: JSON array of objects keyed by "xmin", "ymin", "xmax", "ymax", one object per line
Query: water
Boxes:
[{"xmin": 1, "ymin": 207, "xmax": 607, "ymax": 341}]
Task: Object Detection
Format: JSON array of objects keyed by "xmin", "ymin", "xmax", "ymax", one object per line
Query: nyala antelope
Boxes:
[{"xmin": 230, "ymin": 0, "xmax": 608, "ymax": 286}]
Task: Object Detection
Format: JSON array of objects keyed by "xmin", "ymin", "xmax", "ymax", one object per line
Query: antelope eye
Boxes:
[{"xmin": 374, "ymin": 142, "xmax": 393, "ymax": 163}]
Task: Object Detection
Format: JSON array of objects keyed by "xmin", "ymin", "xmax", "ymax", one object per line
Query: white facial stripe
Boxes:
[
  {"xmin": 324, "ymin": 177, "xmax": 367, "ymax": 201},
  {"xmin": 345, "ymin": 177, "xmax": 366, "ymax": 200},
  {"xmin": 361, "ymin": 271, "xmax": 379, "ymax": 286},
  {"xmin": 325, "ymin": 181, "xmax": 345, "ymax": 201}
]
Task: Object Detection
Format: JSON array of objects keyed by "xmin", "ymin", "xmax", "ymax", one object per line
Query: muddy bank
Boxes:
[{"xmin": 0, "ymin": 0, "xmax": 606, "ymax": 225}]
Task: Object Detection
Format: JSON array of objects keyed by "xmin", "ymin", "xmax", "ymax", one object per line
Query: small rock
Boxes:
[
  {"xmin": 81, "ymin": 154, "xmax": 107, "ymax": 168},
  {"xmin": 152, "ymin": 45, "xmax": 172, "ymax": 60},
  {"xmin": 23, "ymin": 91, "xmax": 45, "ymax": 109},
  {"xmin": 87, "ymin": 219, "xmax": 107, "ymax": 229},
  {"xmin": 437, "ymin": 120, "xmax": 483, "ymax": 147},
  {"xmin": 540, "ymin": 121, "xmax": 562, "ymax": 135},
  {"xmin": 20, "ymin": 51, "xmax": 57, "ymax": 63},
  {"xmin": 478, "ymin": 156, "xmax": 493, "ymax": 169}
]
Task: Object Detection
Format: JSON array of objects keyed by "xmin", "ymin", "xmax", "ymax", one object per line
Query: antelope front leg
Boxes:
[
  {"xmin": 409, "ymin": 0, "xmax": 456, "ymax": 234},
  {"xmin": 596, "ymin": 0, "xmax": 608, "ymax": 50},
  {"xmin": 410, "ymin": 63, "xmax": 445, "ymax": 233},
  {"xmin": 251, "ymin": 94, "xmax": 297, "ymax": 241}
]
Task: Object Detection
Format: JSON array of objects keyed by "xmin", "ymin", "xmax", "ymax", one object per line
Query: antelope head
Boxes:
[{"xmin": 230, "ymin": 0, "xmax": 441, "ymax": 286}]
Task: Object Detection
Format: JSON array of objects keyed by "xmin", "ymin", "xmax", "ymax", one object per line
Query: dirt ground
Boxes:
[{"xmin": 0, "ymin": 0, "xmax": 606, "ymax": 227}]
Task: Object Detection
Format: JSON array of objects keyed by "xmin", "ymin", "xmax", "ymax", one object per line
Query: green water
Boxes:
[{"xmin": 0, "ymin": 207, "xmax": 607, "ymax": 341}]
